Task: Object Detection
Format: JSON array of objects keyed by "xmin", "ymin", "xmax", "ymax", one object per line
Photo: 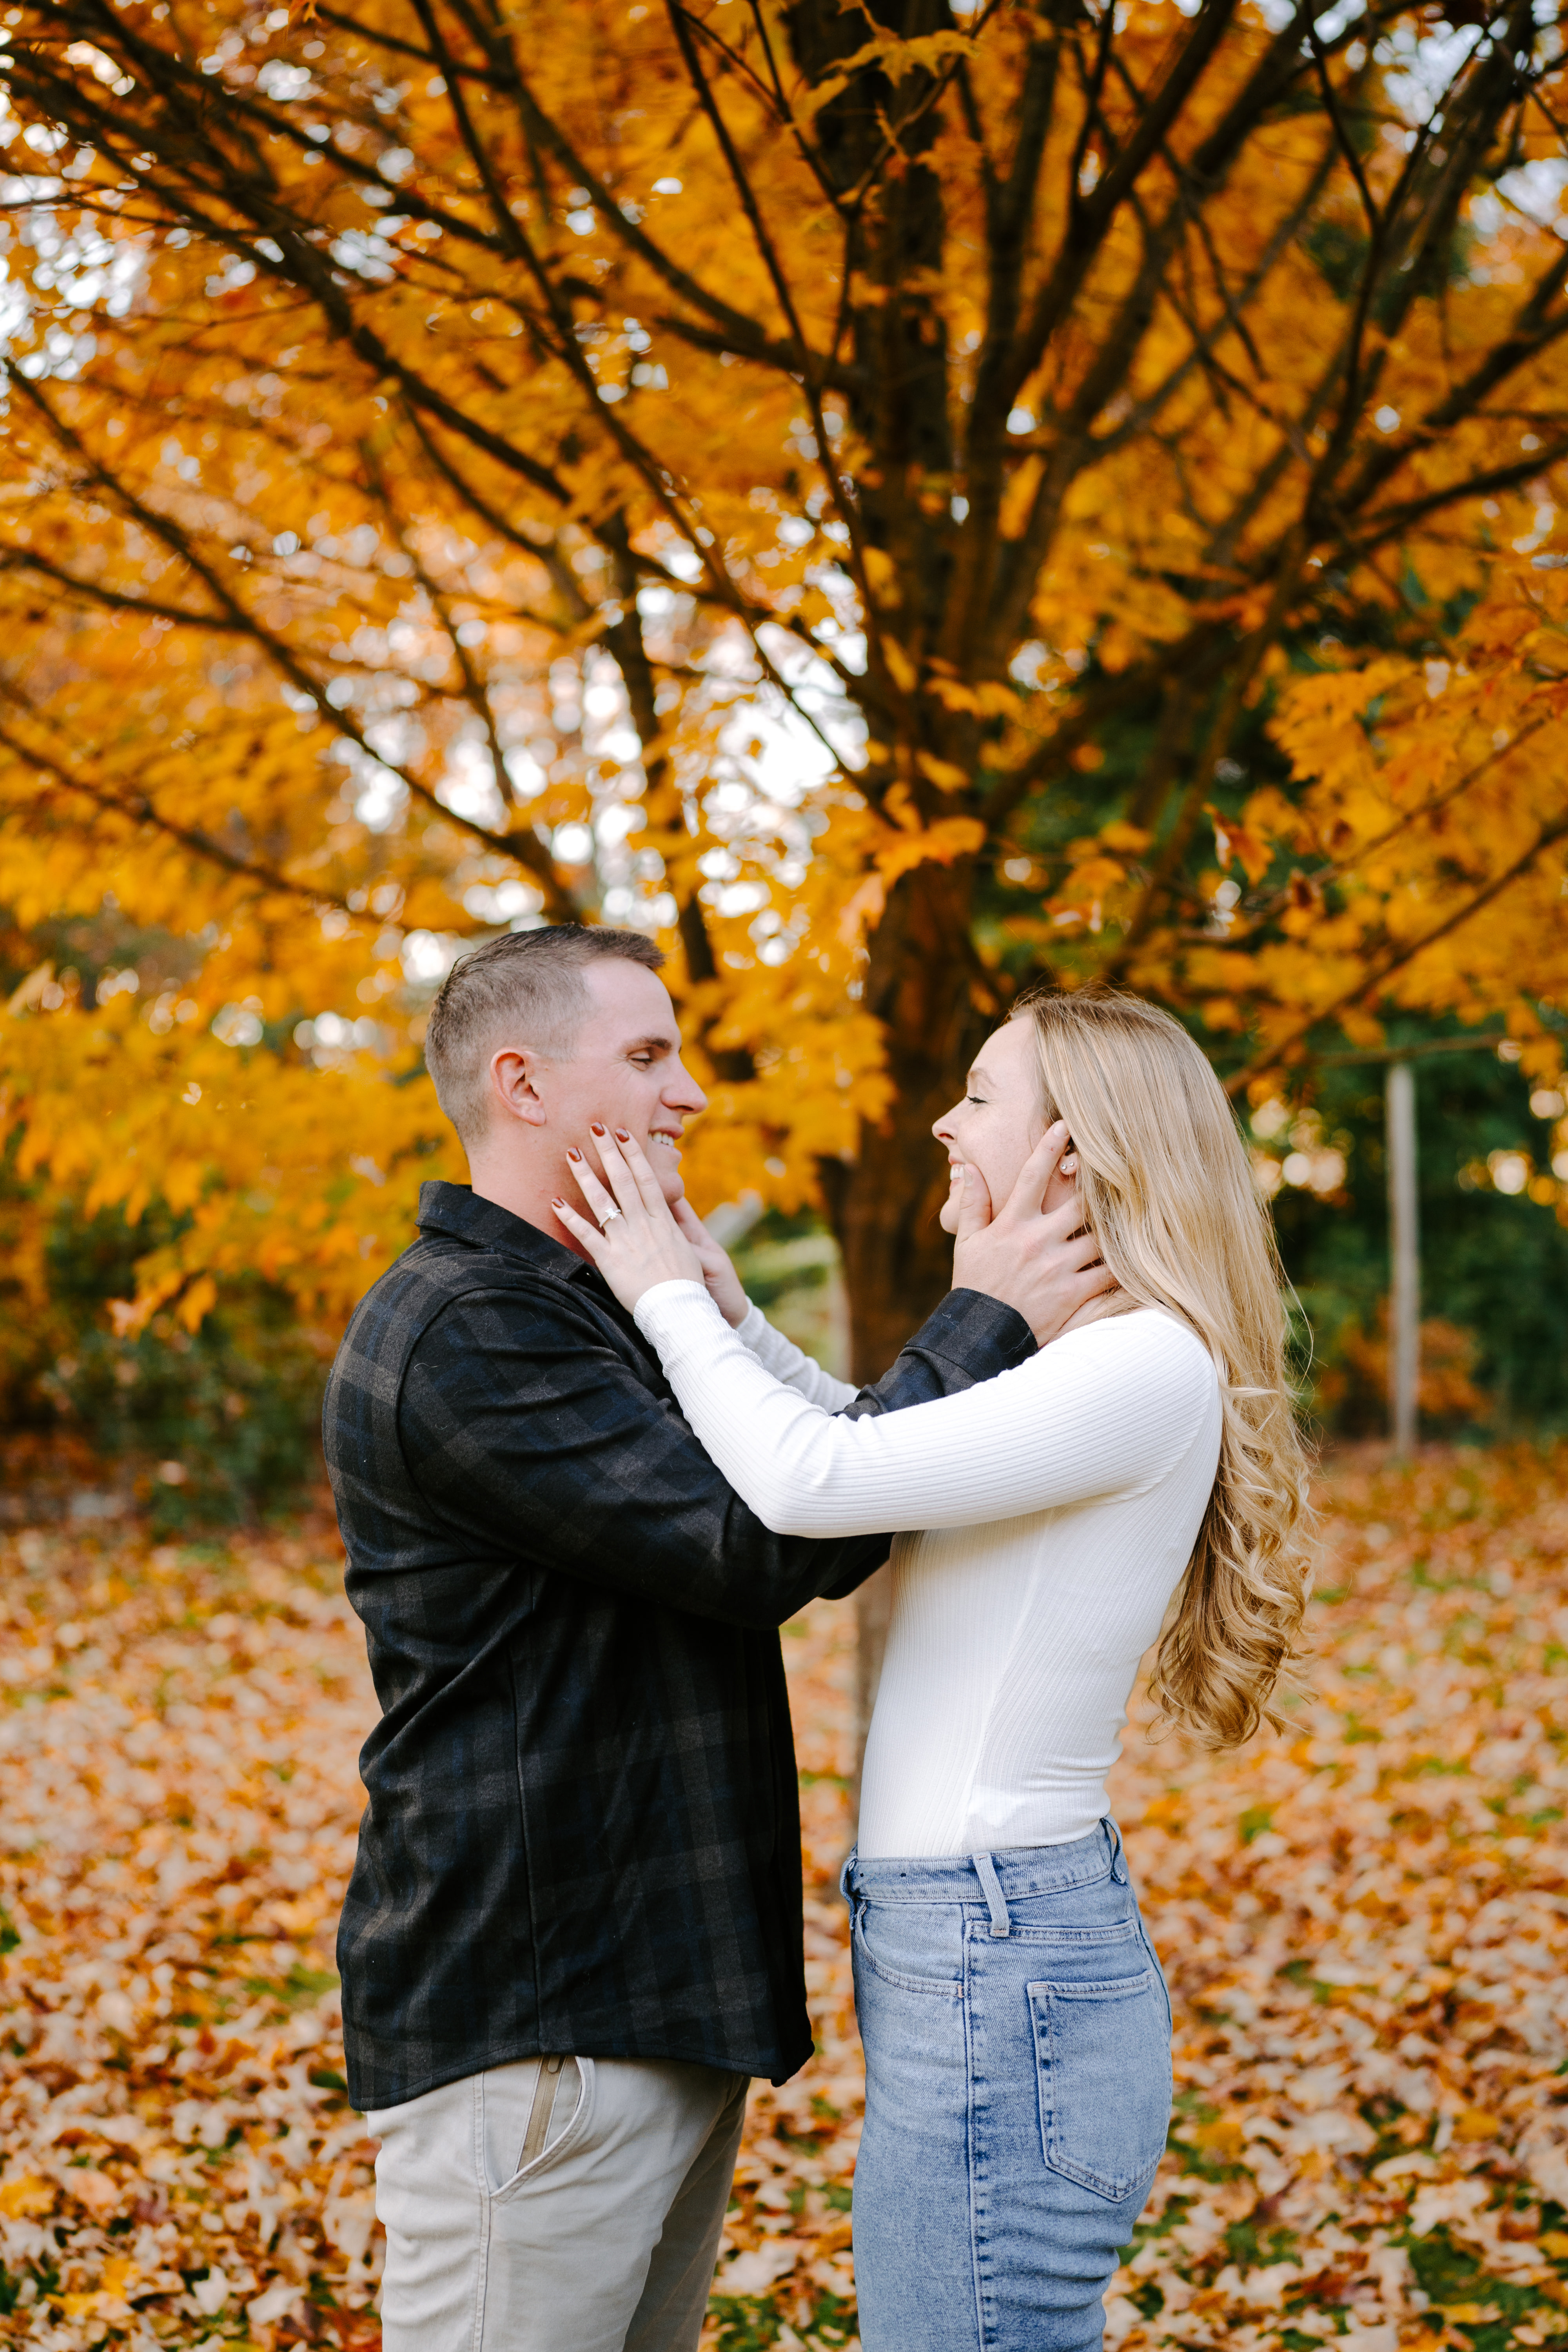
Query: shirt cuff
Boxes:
[{"xmin": 918, "ymin": 1288, "xmax": 1037, "ymax": 1376}]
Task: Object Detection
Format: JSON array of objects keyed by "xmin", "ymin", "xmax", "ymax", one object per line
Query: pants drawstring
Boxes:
[{"xmin": 972, "ymin": 1851, "xmax": 1011, "ymax": 1937}]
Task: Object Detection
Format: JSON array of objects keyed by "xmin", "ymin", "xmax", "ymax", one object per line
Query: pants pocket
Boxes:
[
  {"xmin": 1027, "ymin": 1968, "xmax": 1172, "ymax": 2202},
  {"xmin": 853, "ymin": 1901, "xmax": 963, "ymax": 1997},
  {"xmin": 484, "ymin": 2056, "xmax": 588, "ymax": 2196}
]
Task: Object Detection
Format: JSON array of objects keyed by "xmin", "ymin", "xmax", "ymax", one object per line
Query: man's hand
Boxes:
[{"xmin": 951, "ymin": 1122, "xmax": 1118, "ymax": 1344}]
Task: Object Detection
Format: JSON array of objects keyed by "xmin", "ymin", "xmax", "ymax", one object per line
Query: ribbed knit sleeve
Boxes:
[
  {"xmin": 634, "ymin": 1281, "xmax": 1218, "ymax": 1538},
  {"xmin": 734, "ymin": 1301, "xmax": 856, "ymax": 1412}
]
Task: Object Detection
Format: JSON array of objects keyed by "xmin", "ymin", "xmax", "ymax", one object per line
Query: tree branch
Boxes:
[
  {"xmin": 1224, "ymin": 795, "xmax": 1568, "ymax": 1094},
  {"xmin": 0, "ymin": 716, "xmax": 351, "ymax": 909},
  {"xmin": 1007, "ymin": 0, "xmax": 1242, "ymax": 401},
  {"xmin": 5, "ymin": 370, "xmax": 558, "ymax": 868}
]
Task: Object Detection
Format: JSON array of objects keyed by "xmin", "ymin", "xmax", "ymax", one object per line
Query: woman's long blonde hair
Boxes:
[{"xmin": 1011, "ymin": 982, "xmax": 1313, "ymax": 1748}]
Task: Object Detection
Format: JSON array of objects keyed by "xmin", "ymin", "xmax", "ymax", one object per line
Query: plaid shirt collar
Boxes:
[{"xmin": 416, "ymin": 1179, "xmax": 602, "ymax": 1288}]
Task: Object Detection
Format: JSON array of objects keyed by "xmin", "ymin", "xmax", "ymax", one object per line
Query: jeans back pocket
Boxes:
[{"xmin": 1027, "ymin": 1968, "xmax": 1172, "ymax": 2202}]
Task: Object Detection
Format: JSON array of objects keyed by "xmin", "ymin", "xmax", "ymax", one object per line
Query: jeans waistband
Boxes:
[{"xmin": 841, "ymin": 1818, "xmax": 1128, "ymax": 1920}]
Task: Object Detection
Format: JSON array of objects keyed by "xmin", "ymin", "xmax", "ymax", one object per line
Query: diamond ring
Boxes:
[{"xmin": 600, "ymin": 1205, "xmax": 621, "ymax": 1227}]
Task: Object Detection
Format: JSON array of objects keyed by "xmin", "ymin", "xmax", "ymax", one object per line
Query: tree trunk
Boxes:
[
  {"xmin": 820, "ymin": 859, "xmax": 998, "ymax": 1787},
  {"xmin": 823, "ymin": 860, "xmax": 996, "ymax": 1379}
]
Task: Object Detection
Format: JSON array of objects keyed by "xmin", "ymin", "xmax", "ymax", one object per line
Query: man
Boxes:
[{"xmin": 322, "ymin": 924, "xmax": 1108, "ymax": 2352}]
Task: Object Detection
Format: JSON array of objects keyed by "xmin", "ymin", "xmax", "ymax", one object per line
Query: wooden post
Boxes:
[{"xmin": 1386, "ymin": 1058, "xmax": 1419, "ymax": 1457}]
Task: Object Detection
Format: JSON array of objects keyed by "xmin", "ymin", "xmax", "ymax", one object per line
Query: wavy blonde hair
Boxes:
[{"xmin": 1010, "ymin": 982, "xmax": 1313, "ymax": 1748}]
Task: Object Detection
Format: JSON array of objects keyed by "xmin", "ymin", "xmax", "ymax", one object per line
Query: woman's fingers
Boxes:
[
  {"xmin": 566, "ymin": 1147, "xmax": 622, "ymax": 1227},
  {"xmin": 556, "ymin": 1132, "xmax": 708, "ymax": 1311},
  {"xmin": 602, "ymin": 1126, "xmax": 672, "ymax": 1221},
  {"xmin": 552, "ymin": 1196, "xmax": 607, "ymax": 1257},
  {"xmin": 586, "ymin": 1127, "xmax": 646, "ymax": 1220}
]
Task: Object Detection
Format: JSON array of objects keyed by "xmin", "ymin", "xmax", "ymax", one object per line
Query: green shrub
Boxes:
[{"xmin": 10, "ymin": 1192, "xmax": 326, "ymax": 1528}]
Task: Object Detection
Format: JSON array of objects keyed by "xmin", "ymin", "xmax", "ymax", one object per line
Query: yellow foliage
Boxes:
[
  {"xmin": 0, "ymin": 0, "xmax": 1565, "ymax": 1340},
  {"xmin": 0, "ymin": 2178, "xmax": 54, "ymax": 2220},
  {"xmin": 914, "ymin": 750, "xmax": 972, "ymax": 793},
  {"xmin": 875, "ymin": 818, "xmax": 987, "ymax": 887}
]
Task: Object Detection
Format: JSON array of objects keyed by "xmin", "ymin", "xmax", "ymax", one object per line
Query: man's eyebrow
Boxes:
[{"xmin": 624, "ymin": 1032, "xmax": 678, "ymax": 1055}]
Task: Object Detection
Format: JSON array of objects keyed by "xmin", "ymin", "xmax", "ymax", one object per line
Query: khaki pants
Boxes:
[{"xmin": 367, "ymin": 2054, "xmax": 749, "ymax": 2352}]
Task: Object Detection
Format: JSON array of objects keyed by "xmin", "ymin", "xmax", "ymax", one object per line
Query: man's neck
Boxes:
[{"xmin": 464, "ymin": 1154, "xmax": 593, "ymax": 1263}]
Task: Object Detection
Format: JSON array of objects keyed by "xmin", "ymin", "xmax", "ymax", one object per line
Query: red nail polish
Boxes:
[
  {"xmin": 614, "ymin": 1128, "xmax": 631, "ymax": 1142},
  {"xmin": 589, "ymin": 1122, "xmax": 607, "ymax": 1135},
  {"xmin": 566, "ymin": 1147, "xmax": 582, "ymax": 1161}
]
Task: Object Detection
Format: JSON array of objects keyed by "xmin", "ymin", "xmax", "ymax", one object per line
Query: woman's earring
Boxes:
[{"xmin": 1062, "ymin": 1153, "xmax": 1078, "ymax": 1175}]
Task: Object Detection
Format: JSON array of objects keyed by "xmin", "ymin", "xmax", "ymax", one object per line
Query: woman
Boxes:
[{"xmin": 554, "ymin": 984, "xmax": 1312, "ymax": 2352}]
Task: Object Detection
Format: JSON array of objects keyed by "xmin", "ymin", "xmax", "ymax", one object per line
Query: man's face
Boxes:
[{"xmin": 505, "ymin": 959, "xmax": 708, "ymax": 1206}]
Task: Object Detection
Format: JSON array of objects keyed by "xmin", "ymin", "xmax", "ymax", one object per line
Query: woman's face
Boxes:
[{"xmin": 933, "ymin": 1018, "xmax": 1078, "ymax": 1234}]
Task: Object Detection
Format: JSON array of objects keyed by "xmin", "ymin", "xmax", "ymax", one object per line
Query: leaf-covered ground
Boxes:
[{"xmin": 0, "ymin": 1445, "xmax": 1565, "ymax": 2352}]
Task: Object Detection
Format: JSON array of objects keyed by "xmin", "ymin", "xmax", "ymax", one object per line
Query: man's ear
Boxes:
[{"xmin": 488, "ymin": 1045, "xmax": 550, "ymax": 1129}]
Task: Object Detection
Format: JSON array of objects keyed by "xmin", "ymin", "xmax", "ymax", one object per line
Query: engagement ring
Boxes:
[{"xmin": 600, "ymin": 1206, "xmax": 621, "ymax": 1227}]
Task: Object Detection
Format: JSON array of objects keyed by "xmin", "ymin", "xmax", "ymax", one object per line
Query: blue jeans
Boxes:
[{"xmin": 843, "ymin": 1824, "xmax": 1171, "ymax": 2352}]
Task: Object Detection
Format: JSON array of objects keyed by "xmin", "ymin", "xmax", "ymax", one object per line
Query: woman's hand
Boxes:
[
  {"xmin": 553, "ymin": 1127, "xmax": 710, "ymax": 1312},
  {"xmin": 669, "ymin": 1196, "xmax": 751, "ymax": 1328}
]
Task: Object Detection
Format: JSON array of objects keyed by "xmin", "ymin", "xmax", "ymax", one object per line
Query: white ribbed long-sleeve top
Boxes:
[{"xmin": 633, "ymin": 1283, "xmax": 1224, "ymax": 1858}]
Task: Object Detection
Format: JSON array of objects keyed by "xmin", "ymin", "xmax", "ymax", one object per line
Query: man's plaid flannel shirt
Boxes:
[{"xmin": 322, "ymin": 1181, "xmax": 1035, "ymax": 2110}]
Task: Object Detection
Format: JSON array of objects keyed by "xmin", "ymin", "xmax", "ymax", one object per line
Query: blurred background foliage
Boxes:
[
  {"xmin": 0, "ymin": 1178, "xmax": 327, "ymax": 1530},
  {"xmin": 1268, "ymin": 1041, "xmax": 1568, "ymax": 1438},
  {"xmin": 4, "ymin": 845, "xmax": 1564, "ymax": 1516},
  {"xmin": 3, "ymin": 873, "xmax": 1564, "ymax": 1517},
  {"xmin": 0, "ymin": 911, "xmax": 328, "ymax": 1530},
  {"xmin": 736, "ymin": 1034, "xmax": 1568, "ymax": 1446},
  {"xmin": 4, "ymin": 0, "xmax": 1568, "ymax": 1521}
]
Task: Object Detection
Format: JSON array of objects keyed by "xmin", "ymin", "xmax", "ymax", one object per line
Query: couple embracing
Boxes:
[{"xmin": 322, "ymin": 924, "xmax": 1311, "ymax": 2352}]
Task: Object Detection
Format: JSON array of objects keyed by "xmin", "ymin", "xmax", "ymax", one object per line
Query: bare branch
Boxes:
[{"xmin": 1008, "ymin": 0, "xmax": 1243, "ymax": 400}]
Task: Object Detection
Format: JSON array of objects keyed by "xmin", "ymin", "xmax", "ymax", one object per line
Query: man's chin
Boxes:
[{"xmin": 651, "ymin": 1153, "xmax": 685, "ymax": 1208}]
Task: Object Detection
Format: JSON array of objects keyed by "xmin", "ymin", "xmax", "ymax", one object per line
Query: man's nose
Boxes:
[{"xmin": 666, "ymin": 1056, "xmax": 708, "ymax": 1116}]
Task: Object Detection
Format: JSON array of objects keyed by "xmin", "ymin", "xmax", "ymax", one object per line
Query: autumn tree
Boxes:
[{"xmin": 2, "ymin": 0, "xmax": 1568, "ymax": 1408}]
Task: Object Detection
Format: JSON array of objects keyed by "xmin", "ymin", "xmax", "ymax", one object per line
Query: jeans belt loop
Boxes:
[
  {"xmin": 973, "ymin": 1851, "xmax": 1011, "ymax": 1938},
  {"xmin": 838, "ymin": 1848, "xmax": 858, "ymax": 1906},
  {"xmin": 1105, "ymin": 1816, "xmax": 1129, "ymax": 1885}
]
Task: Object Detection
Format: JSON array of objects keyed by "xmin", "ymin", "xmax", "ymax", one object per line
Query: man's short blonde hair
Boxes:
[{"xmin": 424, "ymin": 924, "xmax": 665, "ymax": 1149}]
